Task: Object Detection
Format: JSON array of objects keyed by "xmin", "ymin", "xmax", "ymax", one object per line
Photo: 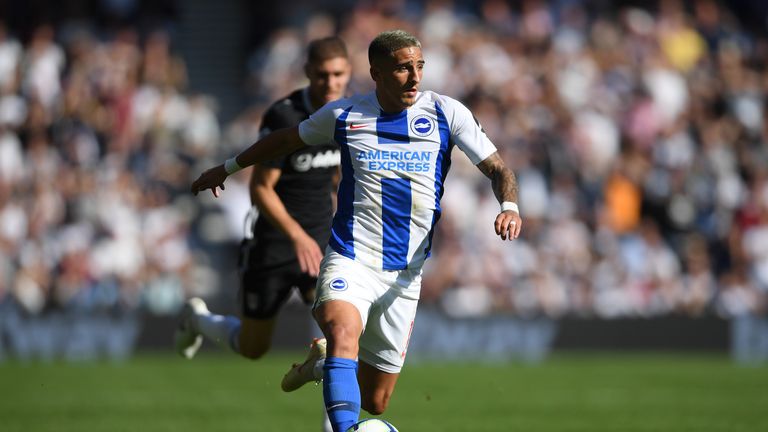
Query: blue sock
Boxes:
[{"xmin": 323, "ymin": 357, "xmax": 360, "ymax": 432}]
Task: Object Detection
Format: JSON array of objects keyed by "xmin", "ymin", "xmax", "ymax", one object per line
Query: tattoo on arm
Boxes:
[{"xmin": 477, "ymin": 152, "xmax": 519, "ymax": 204}]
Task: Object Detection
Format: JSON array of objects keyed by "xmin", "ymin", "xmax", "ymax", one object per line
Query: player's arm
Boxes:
[
  {"xmin": 249, "ymin": 165, "xmax": 323, "ymax": 276},
  {"xmin": 191, "ymin": 126, "xmax": 305, "ymax": 197},
  {"xmin": 476, "ymin": 152, "xmax": 522, "ymax": 241}
]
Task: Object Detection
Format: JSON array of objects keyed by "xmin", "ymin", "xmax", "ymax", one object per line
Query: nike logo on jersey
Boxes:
[{"xmin": 349, "ymin": 123, "xmax": 368, "ymax": 129}]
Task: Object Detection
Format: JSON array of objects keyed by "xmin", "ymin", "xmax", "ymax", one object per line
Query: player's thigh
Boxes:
[
  {"xmin": 313, "ymin": 250, "xmax": 378, "ymax": 357},
  {"xmin": 358, "ymin": 291, "xmax": 419, "ymax": 374},
  {"xmin": 358, "ymin": 360, "xmax": 400, "ymax": 415},
  {"xmin": 313, "ymin": 300, "xmax": 364, "ymax": 358}
]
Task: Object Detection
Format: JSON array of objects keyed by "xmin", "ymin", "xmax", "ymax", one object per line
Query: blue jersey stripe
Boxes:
[
  {"xmin": 376, "ymin": 110, "xmax": 410, "ymax": 144},
  {"xmin": 425, "ymin": 102, "xmax": 453, "ymax": 257},
  {"xmin": 329, "ymin": 107, "xmax": 356, "ymax": 259},
  {"xmin": 381, "ymin": 177, "xmax": 412, "ymax": 270}
]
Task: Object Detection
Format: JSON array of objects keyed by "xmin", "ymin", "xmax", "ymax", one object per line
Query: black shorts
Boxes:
[{"xmin": 237, "ymin": 238, "xmax": 317, "ymax": 319}]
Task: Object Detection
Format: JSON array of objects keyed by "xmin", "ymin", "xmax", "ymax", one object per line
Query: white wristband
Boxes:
[
  {"xmin": 501, "ymin": 201, "xmax": 519, "ymax": 214},
  {"xmin": 224, "ymin": 157, "xmax": 243, "ymax": 175}
]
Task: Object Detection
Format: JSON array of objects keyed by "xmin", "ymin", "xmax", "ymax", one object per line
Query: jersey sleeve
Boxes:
[
  {"xmin": 298, "ymin": 101, "xmax": 340, "ymax": 146},
  {"xmin": 258, "ymin": 105, "xmax": 291, "ymax": 168},
  {"xmin": 441, "ymin": 96, "xmax": 497, "ymax": 165}
]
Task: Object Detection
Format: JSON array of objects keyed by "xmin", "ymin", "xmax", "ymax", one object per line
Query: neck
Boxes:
[
  {"xmin": 308, "ymin": 91, "xmax": 324, "ymax": 112},
  {"xmin": 375, "ymin": 89, "xmax": 405, "ymax": 114}
]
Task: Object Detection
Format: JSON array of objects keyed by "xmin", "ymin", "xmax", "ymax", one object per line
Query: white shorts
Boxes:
[{"xmin": 314, "ymin": 249, "xmax": 421, "ymax": 373}]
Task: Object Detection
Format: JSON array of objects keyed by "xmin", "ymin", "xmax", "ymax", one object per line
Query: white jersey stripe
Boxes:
[{"xmin": 329, "ymin": 106, "xmax": 356, "ymax": 259}]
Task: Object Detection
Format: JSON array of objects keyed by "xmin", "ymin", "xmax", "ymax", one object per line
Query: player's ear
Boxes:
[
  {"xmin": 370, "ymin": 66, "xmax": 379, "ymax": 82},
  {"xmin": 304, "ymin": 62, "xmax": 311, "ymax": 79}
]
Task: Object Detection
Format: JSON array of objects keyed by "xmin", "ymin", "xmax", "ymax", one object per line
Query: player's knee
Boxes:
[
  {"xmin": 240, "ymin": 346, "xmax": 268, "ymax": 360},
  {"xmin": 361, "ymin": 385, "xmax": 392, "ymax": 415},
  {"xmin": 239, "ymin": 338, "xmax": 270, "ymax": 360},
  {"xmin": 324, "ymin": 324, "xmax": 359, "ymax": 355},
  {"xmin": 361, "ymin": 394, "xmax": 390, "ymax": 416}
]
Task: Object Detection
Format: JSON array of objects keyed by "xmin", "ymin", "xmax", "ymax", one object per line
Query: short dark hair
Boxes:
[
  {"xmin": 368, "ymin": 30, "xmax": 421, "ymax": 66},
  {"xmin": 307, "ymin": 36, "xmax": 348, "ymax": 64}
]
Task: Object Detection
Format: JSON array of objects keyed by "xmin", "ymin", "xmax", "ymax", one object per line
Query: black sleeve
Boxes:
[{"xmin": 258, "ymin": 105, "xmax": 294, "ymax": 169}]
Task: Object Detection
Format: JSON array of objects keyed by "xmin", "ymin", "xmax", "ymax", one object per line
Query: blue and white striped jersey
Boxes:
[{"xmin": 298, "ymin": 90, "xmax": 497, "ymax": 271}]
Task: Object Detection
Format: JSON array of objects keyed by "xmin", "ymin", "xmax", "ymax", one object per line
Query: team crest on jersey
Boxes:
[
  {"xmin": 410, "ymin": 115, "xmax": 435, "ymax": 137},
  {"xmin": 329, "ymin": 278, "xmax": 348, "ymax": 291}
]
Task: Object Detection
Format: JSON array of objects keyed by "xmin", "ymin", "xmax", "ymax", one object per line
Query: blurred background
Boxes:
[{"xmin": 1, "ymin": 0, "xmax": 767, "ymax": 365}]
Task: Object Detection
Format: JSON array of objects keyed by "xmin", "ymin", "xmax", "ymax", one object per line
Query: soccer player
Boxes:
[
  {"xmin": 190, "ymin": 30, "xmax": 522, "ymax": 432},
  {"xmin": 175, "ymin": 36, "xmax": 350, "ymax": 362}
]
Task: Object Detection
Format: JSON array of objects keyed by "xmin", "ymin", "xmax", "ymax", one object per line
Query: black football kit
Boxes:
[{"xmin": 238, "ymin": 88, "xmax": 339, "ymax": 319}]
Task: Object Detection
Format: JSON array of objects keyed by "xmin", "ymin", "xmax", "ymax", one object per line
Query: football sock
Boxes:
[
  {"xmin": 195, "ymin": 313, "xmax": 241, "ymax": 353},
  {"xmin": 322, "ymin": 403, "xmax": 333, "ymax": 432},
  {"xmin": 323, "ymin": 357, "xmax": 360, "ymax": 432}
]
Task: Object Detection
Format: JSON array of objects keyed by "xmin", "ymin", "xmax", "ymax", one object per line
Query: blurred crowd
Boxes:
[
  {"xmin": 0, "ymin": 21, "xmax": 223, "ymax": 359},
  {"xmin": 2, "ymin": 0, "xmax": 768, "ymax": 360},
  {"xmin": 237, "ymin": 0, "xmax": 768, "ymax": 320}
]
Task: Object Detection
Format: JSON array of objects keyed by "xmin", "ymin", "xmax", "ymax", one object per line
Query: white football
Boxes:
[{"xmin": 345, "ymin": 418, "xmax": 399, "ymax": 432}]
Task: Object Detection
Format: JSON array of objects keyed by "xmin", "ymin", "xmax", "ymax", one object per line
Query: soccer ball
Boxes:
[{"xmin": 345, "ymin": 418, "xmax": 399, "ymax": 432}]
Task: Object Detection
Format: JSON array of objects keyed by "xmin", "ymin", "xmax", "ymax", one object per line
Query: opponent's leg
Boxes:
[
  {"xmin": 174, "ymin": 297, "xmax": 216, "ymax": 358},
  {"xmin": 198, "ymin": 313, "xmax": 242, "ymax": 352},
  {"xmin": 194, "ymin": 315, "xmax": 276, "ymax": 360},
  {"xmin": 178, "ymin": 304, "xmax": 278, "ymax": 359},
  {"xmin": 234, "ymin": 269, "xmax": 295, "ymax": 359},
  {"xmin": 176, "ymin": 267, "xmax": 295, "ymax": 359},
  {"xmin": 238, "ymin": 317, "xmax": 276, "ymax": 359}
]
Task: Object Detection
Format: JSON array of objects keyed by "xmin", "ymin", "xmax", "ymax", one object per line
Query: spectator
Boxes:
[{"xmin": 4, "ymin": 0, "xmax": 768, "ymax": 361}]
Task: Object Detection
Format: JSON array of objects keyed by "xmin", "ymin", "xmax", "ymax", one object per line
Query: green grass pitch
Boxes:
[{"xmin": 1, "ymin": 352, "xmax": 766, "ymax": 431}]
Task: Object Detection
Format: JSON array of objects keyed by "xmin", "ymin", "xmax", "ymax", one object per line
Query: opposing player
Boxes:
[
  {"xmin": 175, "ymin": 37, "xmax": 350, "ymax": 363},
  {"xmin": 190, "ymin": 30, "xmax": 522, "ymax": 432}
]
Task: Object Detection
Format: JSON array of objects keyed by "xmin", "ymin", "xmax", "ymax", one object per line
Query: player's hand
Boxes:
[
  {"xmin": 494, "ymin": 210, "xmax": 522, "ymax": 241},
  {"xmin": 191, "ymin": 164, "xmax": 228, "ymax": 197},
  {"xmin": 292, "ymin": 232, "xmax": 323, "ymax": 277}
]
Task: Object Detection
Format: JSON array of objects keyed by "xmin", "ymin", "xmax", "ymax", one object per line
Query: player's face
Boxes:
[
  {"xmin": 371, "ymin": 46, "xmax": 424, "ymax": 113},
  {"xmin": 306, "ymin": 57, "xmax": 351, "ymax": 107}
]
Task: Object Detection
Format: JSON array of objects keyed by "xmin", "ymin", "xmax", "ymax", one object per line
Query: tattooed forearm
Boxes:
[{"xmin": 477, "ymin": 152, "xmax": 519, "ymax": 204}]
